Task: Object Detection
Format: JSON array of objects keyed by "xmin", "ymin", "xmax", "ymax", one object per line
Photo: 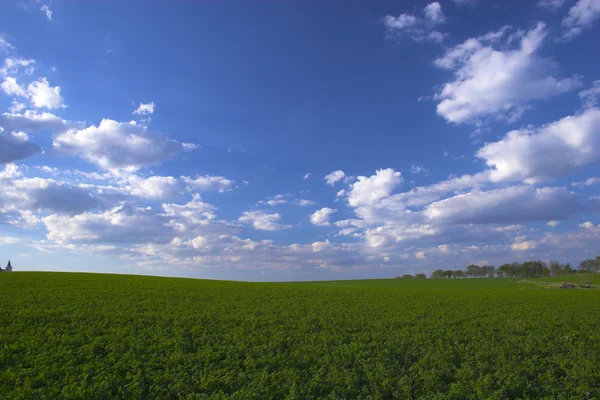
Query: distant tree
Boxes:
[
  {"xmin": 443, "ymin": 270, "xmax": 454, "ymax": 279},
  {"xmin": 466, "ymin": 264, "xmax": 480, "ymax": 278},
  {"xmin": 562, "ymin": 263, "xmax": 574, "ymax": 275},
  {"xmin": 401, "ymin": 274, "xmax": 413, "ymax": 279},
  {"xmin": 430, "ymin": 269, "xmax": 445, "ymax": 279},
  {"xmin": 415, "ymin": 273, "xmax": 427, "ymax": 279},
  {"xmin": 453, "ymin": 270, "xmax": 464, "ymax": 279},
  {"xmin": 549, "ymin": 260, "xmax": 562, "ymax": 276},
  {"xmin": 497, "ymin": 264, "xmax": 510, "ymax": 277},
  {"xmin": 580, "ymin": 258, "xmax": 600, "ymax": 273},
  {"xmin": 483, "ymin": 265, "xmax": 495, "ymax": 278}
]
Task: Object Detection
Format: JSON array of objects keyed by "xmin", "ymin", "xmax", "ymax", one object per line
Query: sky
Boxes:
[{"xmin": 1, "ymin": 0, "xmax": 600, "ymax": 281}]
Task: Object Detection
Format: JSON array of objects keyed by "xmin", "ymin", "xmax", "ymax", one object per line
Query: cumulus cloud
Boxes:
[
  {"xmin": 561, "ymin": 0, "xmax": 600, "ymax": 41},
  {"xmin": 133, "ymin": 102, "xmax": 155, "ymax": 115},
  {"xmin": 434, "ymin": 23, "xmax": 580, "ymax": 124},
  {"xmin": 1, "ymin": 76, "xmax": 26, "ymax": 96},
  {"xmin": 423, "ymin": 186, "xmax": 580, "ymax": 225},
  {"xmin": 511, "ymin": 239, "xmax": 537, "ymax": 251},
  {"xmin": 383, "ymin": 2, "xmax": 446, "ymax": 43},
  {"xmin": 347, "ymin": 168, "xmax": 403, "ymax": 207},
  {"xmin": 580, "ymin": 221, "xmax": 595, "ymax": 229},
  {"xmin": 547, "ymin": 220, "xmax": 561, "ymax": 227},
  {"xmin": 183, "ymin": 175, "xmax": 234, "ymax": 192},
  {"xmin": 53, "ymin": 119, "xmax": 196, "ymax": 171},
  {"xmin": 0, "ymin": 163, "xmax": 22, "ymax": 179},
  {"xmin": 310, "ymin": 207, "xmax": 337, "ymax": 226},
  {"xmin": 324, "ymin": 170, "xmax": 345, "ymax": 186},
  {"xmin": 303, "ymin": 173, "xmax": 311, "ymax": 180},
  {"xmin": 0, "ymin": 110, "xmax": 69, "ymax": 133},
  {"xmin": 477, "ymin": 108, "xmax": 600, "ymax": 183},
  {"xmin": 0, "ymin": 130, "xmax": 41, "ymax": 164},
  {"xmin": 125, "ymin": 175, "xmax": 182, "ymax": 200},
  {"xmin": 238, "ymin": 211, "xmax": 291, "ymax": 231},
  {"xmin": 27, "ymin": 78, "xmax": 65, "ymax": 109},
  {"xmin": 0, "ymin": 110, "xmax": 68, "ymax": 165}
]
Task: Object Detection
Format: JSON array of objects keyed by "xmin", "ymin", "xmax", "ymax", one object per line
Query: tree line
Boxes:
[{"xmin": 396, "ymin": 256, "xmax": 600, "ymax": 279}]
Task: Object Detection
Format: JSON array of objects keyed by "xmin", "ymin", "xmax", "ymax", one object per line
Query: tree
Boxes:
[
  {"xmin": 580, "ymin": 258, "xmax": 600, "ymax": 273},
  {"xmin": 453, "ymin": 270, "xmax": 464, "ymax": 279},
  {"xmin": 466, "ymin": 264, "xmax": 480, "ymax": 278},
  {"xmin": 483, "ymin": 265, "xmax": 495, "ymax": 278},
  {"xmin": 401, "ymin": 274, "xmax": 413, "ymax": 279},
  {"xmin": 430, "ymin": 269, "xmax": 445, "ymax": 279},
  {"xmin": 562, "ymin": 263, "xmax": 574, "ymax": 275},
  {"xmin": 549, "ymin": 260, "xmax": 562, "ymax": 276},
  {"xmin": 443, "ymin": 270, "xmax": 454, "ymax": 279},
  {"xmin": 415, "ymin": 273, "xmax": 427, "ymax": 279}
]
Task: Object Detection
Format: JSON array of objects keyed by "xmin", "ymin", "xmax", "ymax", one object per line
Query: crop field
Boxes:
[{"xmin": 1, "ymin": 273, "xmax": 600, "ymax": 399}]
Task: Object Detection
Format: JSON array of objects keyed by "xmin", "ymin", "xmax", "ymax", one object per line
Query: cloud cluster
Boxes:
[
  {"xmin": 561, "ymin": 0, "xmax": 600, "ymax": 41},
  {"xmin": 434, "ymin": 23, "xmax": 580, "ymax": 124},
  {"xmin": 383, "ymin": 2, "xmax": 446, "ymax": 43},
  {"xmin": 53, "ymin": 119, "xmax": 196, "ymax": 171}
]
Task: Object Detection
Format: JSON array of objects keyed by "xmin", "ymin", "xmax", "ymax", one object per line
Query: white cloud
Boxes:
[
  {"xmin": 53, "ymin": 119, "xmax": 196, "ymax": 171},
  {"xmin": 303, "ymin": 173, "xmax": 311, "ymax": 179},
  {"xmin": 477, "ymin": 108, "xmax": 600, "ymax": 184},
  {"xmin": 296, "ymin": 199, "xmax": 315, "ymax": 206},
  {"xmin": 561, "ymin": 0, "xmax": 600, "ymax": 41},
  {"xmin": 423, "ymin": 186, "xmax": 580, "ymax": 225},
  {"xmin": 434, "ymin": 23, "xmax": 580, "ymax": 124},
  {"xmin": 10, "ymin": 101, "xmax": 26, "ymax": 113},
  {"xmin": 310, "ymin": 207, "xmax": 337, "ymax": 226},
  {"xmin": 347, "ymin": 168, "xmax": 403, "ymax": 207},
  {"xmin": 424, "ymin": 2, "xmax": 445, "ymax": 24},
  {"xmin": 1, "ymin": 77, "xmax": 26, "ymax": 96},
  {"xmin": 452, "ymin": 0, "xmax": 478, "ymax": 5},
  {"xmin": 0, "ymin": 163, "xmax": 22, "ymax": 179},
  {"xmin": 547, "ymin": 220, "xmax": 561, "ymax": 227},
  {"xmin": 238, "ymin": 211, "xmax": 291, "ymax": 231},
  {"xmin": 1, "ymin": 58, "xmax": 35, "ymax": 76},
  {"xmin": 580, "ymin": 80, "xmax": 600, "ymax": 108},
  {"xmin": 312, "ymin": 239, "xmax": 332, "ymax": 252},
  {"xmin": 0, "ymin": 110, "xmax": 69, "ymax": 133},
  {"xmin": 40, "ymin": 4, "xmax": 52, "ymax": 20},
  {"xmin": 571, "ymin": 177, "xmax": 600, "ymax": 187},
  {"xmin": 536, "ymin": 0, "xmax": 565, "ymax": 11},
  {"xmin": 27, "ymin": 78, "xmax": 65, "ymax": 109},
  {"xmin": 383, "ymin": 2, "xmax": 446, "ymax": 43},
  {"xmin": 183, "ymin": 175, "xmax": 234, "ymax": 192},
  {"xmin": 511, "ymin": 240, "xmax": 537, "ymax": 251},
  {"xmin": 415, "ymin": 251, "xmax": 426, "ymax": 259},
  {"xmin": 410, "ymin": 164, "xmax": 428, "ymax": 175},
  {"xmin": 126, "ymin": 175, "xmax": 182, "ymax": 200},
  {"xmin": 580, "ymin": 221, "xmax": 595, "ymax": 229},
  {"xmin": 324, "ymin": 170, "xmax": 345, "ymax": 186},
  {"xmin": 0, "ymin": 237, "xmax": 21, "ymax": 246},
  {"xmin": 0, "ymin": 37, "xmax": 14, "ymax": 52},
  {"xmin": 133, "ymin": 102, "xmax": 155, "ymax": 115}
]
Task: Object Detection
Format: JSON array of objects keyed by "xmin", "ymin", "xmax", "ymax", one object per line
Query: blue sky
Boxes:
[{"xmin": 1, "ymin": 0, "xmax": 600, "ymax": 281}]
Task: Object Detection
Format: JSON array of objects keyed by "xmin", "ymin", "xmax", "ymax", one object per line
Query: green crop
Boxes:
[{"xmin": 1, "ymin": 272, "xmax": 600, "ymax": 399}]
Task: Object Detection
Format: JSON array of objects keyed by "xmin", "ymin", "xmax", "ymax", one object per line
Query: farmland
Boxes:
[{"xmin": 1, "ymin": 273, "xmax": 600, "ymax": 399}]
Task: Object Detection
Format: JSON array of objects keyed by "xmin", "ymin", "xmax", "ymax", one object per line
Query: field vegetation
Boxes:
[{"xmin": 1, "ymin": 272, "xmax": 600, "ymax": 399}]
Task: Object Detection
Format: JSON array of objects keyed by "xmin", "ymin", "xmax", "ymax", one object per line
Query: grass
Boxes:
[{"xmin": 1, "ymin": 272, "xmax": 600, "ymax": 399}]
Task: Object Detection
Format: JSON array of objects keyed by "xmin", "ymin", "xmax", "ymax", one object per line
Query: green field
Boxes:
[{"xmin": 1, "ymin": 273, "xmax": 600, "ymax": 399}]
